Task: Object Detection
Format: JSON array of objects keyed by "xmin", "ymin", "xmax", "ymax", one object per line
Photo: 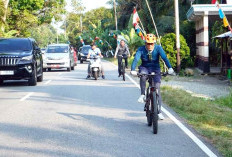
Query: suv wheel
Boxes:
[
  {"xmin": 37, "ymin": 71, "xmax": 43, "ymax": 82},
  {"xmin": 48, "ymin": 68, "xmax": 51, "ymax": 71},
  {"xmin": 0, "ymin": 79, "xmax": 4, "ymax": 85},
  {"xmin": 80, "ymin": 60, "xmax": 83, "ymax": 64},
  {"xmin": 28, "ymin": 67, "xmax": 37, "ymax": 86},
  {"xmin": 71, "ymin": 66, "xmax": 74, "ymax": 70}
]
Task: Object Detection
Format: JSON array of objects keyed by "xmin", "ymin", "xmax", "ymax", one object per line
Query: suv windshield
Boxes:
[
  {"xmin": 81, "ymin": 46, "xmax": 91, "ymax": 54},
  {"xmin": 47, "ymin": 46, "xmax": 68, "ymax": 53},
  {"xmin": 0, "ymin": 39, "xmax": 32, "ymax": 53}
]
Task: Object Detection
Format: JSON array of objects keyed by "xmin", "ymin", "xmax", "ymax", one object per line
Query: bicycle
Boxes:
[
  {"xmin": 105, "ymin": 49, "xmax": 114, "ymax": 58},
  {"xmin": 137, "ymin": 72, "xmax": 168, "ymax": 134},
  {"xmin": 118, "ymin": 54, "xmax": 127, "ymax": 81}
]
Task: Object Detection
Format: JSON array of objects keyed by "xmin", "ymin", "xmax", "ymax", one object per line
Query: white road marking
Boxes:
[
  {"xmin": 58, "ymin": 73, "xmax": 62, "ymax": 76},
  {"xmin": 20, "ymin": 92, "xmax": 34, "ymax": 102},
  {"xmin": 44, "ymin": 80, "xmax": 52, "ymax": 85},
  {"xmin": 125, "ymin": 73, "xmax": 217, "ymax": 157}
]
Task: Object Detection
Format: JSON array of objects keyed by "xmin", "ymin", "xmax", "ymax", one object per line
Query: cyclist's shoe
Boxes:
[
  {"xmin": 118, "ymin": 74, "xmax": 121, "ymax": 77},
  {"xmin": 126, "ymin": 66, "xmax": 128, "ymax": 69},
  {"xmin": 86, "ymin": 75, "xmax": 90, "ymax": 79},
  {"xmin": 158, "ymin": 113, "xmax": 165, "ymax": 120},
  {"xmin": 138, "ymin": 95, "xmax": 145, "ymax": 103},
  {"xmin": 102, "ymin": 75, "xmax": 105, "ymax": 79}
]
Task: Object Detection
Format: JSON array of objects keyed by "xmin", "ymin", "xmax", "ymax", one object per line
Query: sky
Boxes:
[
  {"xmin": 52, "ymin": 0, "xmax": 111, "ymax": 33},
  {"xmin": 66, "ymin": 0, "xmax": 111, "ymax": 12}
]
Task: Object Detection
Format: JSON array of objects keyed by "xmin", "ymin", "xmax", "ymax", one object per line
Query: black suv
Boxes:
[
  {"xmin": 78, "ymin": 45, "xmax": 91, "ymax": 63},
  {"xmin": 0, "ymin": 38, "xmax": 43, "ymax": 86}
]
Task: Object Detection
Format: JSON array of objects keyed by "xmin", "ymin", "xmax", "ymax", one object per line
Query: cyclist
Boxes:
[
  {"xmin": 86, "ymin": 43, "xmax": 105, "ymax": 79},
  {"xmin": 114, "ymin": 40, "xmax": 130, "ymax": 77},
  {"xmin": 130, "ymin": 34, "xmax": 174, "ymax": 119}
]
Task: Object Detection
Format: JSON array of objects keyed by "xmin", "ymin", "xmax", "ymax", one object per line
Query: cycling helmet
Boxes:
[{"xmin": 145, "ymin": 34, "xmax": 156, "ymax": 44}]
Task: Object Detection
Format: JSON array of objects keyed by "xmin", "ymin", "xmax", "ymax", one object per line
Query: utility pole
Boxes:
[
  {"xmin": 113, "ymin": 0, "xmax": 118, "ymax": 31},
  {"xmin": 175, "ymin": 0, "xmax": 181, "ymax": 73}
]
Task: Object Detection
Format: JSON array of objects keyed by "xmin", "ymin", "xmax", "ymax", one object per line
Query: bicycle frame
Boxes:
[
  {"xmin": 138, "ymin": 72, "xmax": 167, "ymax": 134},
  {"xmin": 118, "ymin": 55, "xmax": 127, "ymax": 81}
]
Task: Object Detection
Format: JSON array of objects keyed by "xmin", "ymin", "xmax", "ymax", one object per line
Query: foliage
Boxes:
[
  {"xmin": 161, "ymin": 33, "xmax": 190, "ymax": 69},
  {"xmin": 121, "ymin": 28, "xmax": 144, "ymax": 55},
  {"xmin": 161, "ymin": 86, "xmax": 232, "ymax": 157},
  {"xmin": 5, "ymin": 0, "xmax": 65, "ymax": 37},
  {"xmin": 29, "ymin": 24, "xmax": 57, "ymax": 48},
  {"xmin": 211, "ymin": 21, "xmax": 225, "ymax": 48}
]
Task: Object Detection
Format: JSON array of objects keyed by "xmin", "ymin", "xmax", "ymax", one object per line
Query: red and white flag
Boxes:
[
  {"xmin": 133, "ymin": 8, "xmax": 139, "ymax": 27},
  {"xmin": 211, "ymin": 0, "xmax": 217, "ymax": 4}
]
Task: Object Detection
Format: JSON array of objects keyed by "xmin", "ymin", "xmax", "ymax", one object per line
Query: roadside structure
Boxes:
[{"xmin": 187, "ymin": 3, "xmax": 232, "ymax": 73}]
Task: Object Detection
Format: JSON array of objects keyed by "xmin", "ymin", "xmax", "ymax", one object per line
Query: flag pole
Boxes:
[{"xmin": 144, "ymin": 0, "xmax": 160, "ymax": 39}]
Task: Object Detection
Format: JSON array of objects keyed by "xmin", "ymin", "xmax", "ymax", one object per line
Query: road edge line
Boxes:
[
  {"xmin": 106, "ymin": 60, "xmax": 217, "ymax": 157},
  {"xmin": 125, "ymin": 71, "xmax": 217, "ymax": 157},
  {"xmin": 20, "ymin": 92, "xmax": 34, "ymax": 101},
  {"xmin": 44, "ymin": 80, "xmax": 52, "ymax": 85}
]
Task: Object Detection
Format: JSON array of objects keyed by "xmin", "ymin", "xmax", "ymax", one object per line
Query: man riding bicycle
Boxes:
[
  {"xmin": 114, "ymin": 40, "xmax": 130, "ymax": 77},
  {"xmin": 86, "ymin": 43, "xmax": 105, "ymax": 79},
  {"xmin": 130, "ymin": 34, "xmax": 174, "ymax": 119}
]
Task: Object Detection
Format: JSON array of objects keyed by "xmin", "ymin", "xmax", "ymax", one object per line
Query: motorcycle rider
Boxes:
[
  {"xmin": 86, "ymin": 43, "xmax": 105, "ymax": 79},
  {"xmin": 130, "ymin": 34, "xmax": 175, "ymax": 119},
  {"xmin": 114, "ymin": 40, "xmax": 130, "ymax": 77}
]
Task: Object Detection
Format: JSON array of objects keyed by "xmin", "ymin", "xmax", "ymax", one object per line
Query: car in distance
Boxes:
[
  {"xmin": 0, "ymin": 38, "xmax": 43, "ymax": 86},
  {"xmin": 41, "ymin": 48, "xmax": 47, "ymax": 71},
  {"xmin": 45, "ymin": 44, "xmax": 75, "ymax": 71},
  {"xmin": 78, "ymin": 45, "xmax": 91, "ymax": 63}
]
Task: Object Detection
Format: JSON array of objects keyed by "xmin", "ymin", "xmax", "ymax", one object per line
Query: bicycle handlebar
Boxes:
[{"xmin": 137, "ymin": 72, "xmax": 171, "ymax": 77}]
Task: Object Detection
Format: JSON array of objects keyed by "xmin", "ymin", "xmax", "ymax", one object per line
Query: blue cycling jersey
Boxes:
[{"xmin": 131, "ymin": 45, "xmax": 172, "ymax": 71}]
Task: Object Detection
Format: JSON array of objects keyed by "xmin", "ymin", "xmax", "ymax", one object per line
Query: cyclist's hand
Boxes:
[
  {"xmin": 114, "ymin": 56, "xmax": 116, "ymax": 59},
  {"xmin": 130, "ymin": 71, "xmax": 137, "ymax": 76},
  {"xmin": 168, "ymin": 68, "xmax": 175, "ymax": 75}
]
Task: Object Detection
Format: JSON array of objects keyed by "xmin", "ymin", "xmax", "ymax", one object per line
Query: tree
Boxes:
[
  {"xmin": 29, "ymin": 24, "xmax": 57, "ymax": 47},
  {"xmin": 6, "ymin": 0, "xmax": 65, "ymax": 37},
  {"xmin": 0, "ymin": 0, "xmax": 9, "ymax": 33},
  {"xmin": 161, "ymin": 33, "xmax": 190, "ymax": 69}
]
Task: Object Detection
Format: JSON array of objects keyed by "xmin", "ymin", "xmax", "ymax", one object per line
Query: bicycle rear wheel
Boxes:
[{"xmin": 152, "ymin": 91, "xmax": 158, "ymax": 134}]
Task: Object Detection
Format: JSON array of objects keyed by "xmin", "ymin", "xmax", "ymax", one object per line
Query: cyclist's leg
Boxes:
[
  {"xmin": 139, "ymin": 67, "xmax": 149, "ymax": 95},
  {"xmin": 117, "ymin": 57, "xmax": 122, "ymax": 75},
  {"xmin": 124, "ymin": 57, "xmax": 128, "ymax": 68},
  {"xmin": 155, "ymin": 82, "xmax": 162, "ymax": 112}
]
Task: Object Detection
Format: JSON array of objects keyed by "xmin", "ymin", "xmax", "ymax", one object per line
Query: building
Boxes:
[{"xmin": 187, "ymin": 2, "xmax": 232, "ymax": 73}]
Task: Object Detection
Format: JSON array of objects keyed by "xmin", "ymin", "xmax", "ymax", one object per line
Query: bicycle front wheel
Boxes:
[{"xmin": 152, "ymin": 91, "xmax": 158, "ymax": 134}]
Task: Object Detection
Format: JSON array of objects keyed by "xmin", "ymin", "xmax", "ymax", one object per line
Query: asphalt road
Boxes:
[{"xmin": 0, "ymin": 61, "xmax": 221, "ymax": 157}]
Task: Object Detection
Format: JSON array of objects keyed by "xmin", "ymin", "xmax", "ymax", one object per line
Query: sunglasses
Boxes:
[{"xmin": 146, "ymin": 43, "xmax": 154, "ymax": 46}]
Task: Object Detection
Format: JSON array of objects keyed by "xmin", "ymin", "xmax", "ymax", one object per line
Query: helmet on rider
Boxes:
[{"xmin": 145, "ymin": 34, "xmax": 156, "ymax": 44}]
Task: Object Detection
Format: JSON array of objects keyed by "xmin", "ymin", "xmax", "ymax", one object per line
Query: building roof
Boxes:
[
  {"xmin": 214, "ymin": 31, "xmax": 232, "ymax": 38},
  {"xmin": 187, "ymin": 4, "xmax": 232, "ymax": 21}
]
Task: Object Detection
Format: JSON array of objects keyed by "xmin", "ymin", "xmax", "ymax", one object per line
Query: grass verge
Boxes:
[
  {"xmin": 106, "ymin": 57, "xmax": 232, "ymax": 156},
  {"xmin": 161, "ymin": 86, "xmax": 232, "ymax": 157}
]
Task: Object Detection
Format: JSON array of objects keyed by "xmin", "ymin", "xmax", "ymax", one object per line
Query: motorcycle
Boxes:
[{"xmin": 89, "ymin": 55, "xmax": 102, "ymax": 80}]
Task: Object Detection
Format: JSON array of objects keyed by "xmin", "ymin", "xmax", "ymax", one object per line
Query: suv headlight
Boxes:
[
  {"xmin": 21, "ymin": 55, "xmax": 33, "ymax": 61},
  {"xmin": 80, "ymin": 53, "xmax": 85, "ymax": 56}
]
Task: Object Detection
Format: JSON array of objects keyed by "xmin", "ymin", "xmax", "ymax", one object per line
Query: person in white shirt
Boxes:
[{"xmin": 86, "ymin": 43, "xmax": 105, "ymax": 79}]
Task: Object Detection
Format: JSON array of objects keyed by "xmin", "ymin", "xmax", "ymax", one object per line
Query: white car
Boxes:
[
  {"xmin": 41, "ymin": 48, "xmax": 47, "ymax": 71},
  {"xmin": 44, "ymin": 44, "xmax": 75, "ymax": 71}
]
